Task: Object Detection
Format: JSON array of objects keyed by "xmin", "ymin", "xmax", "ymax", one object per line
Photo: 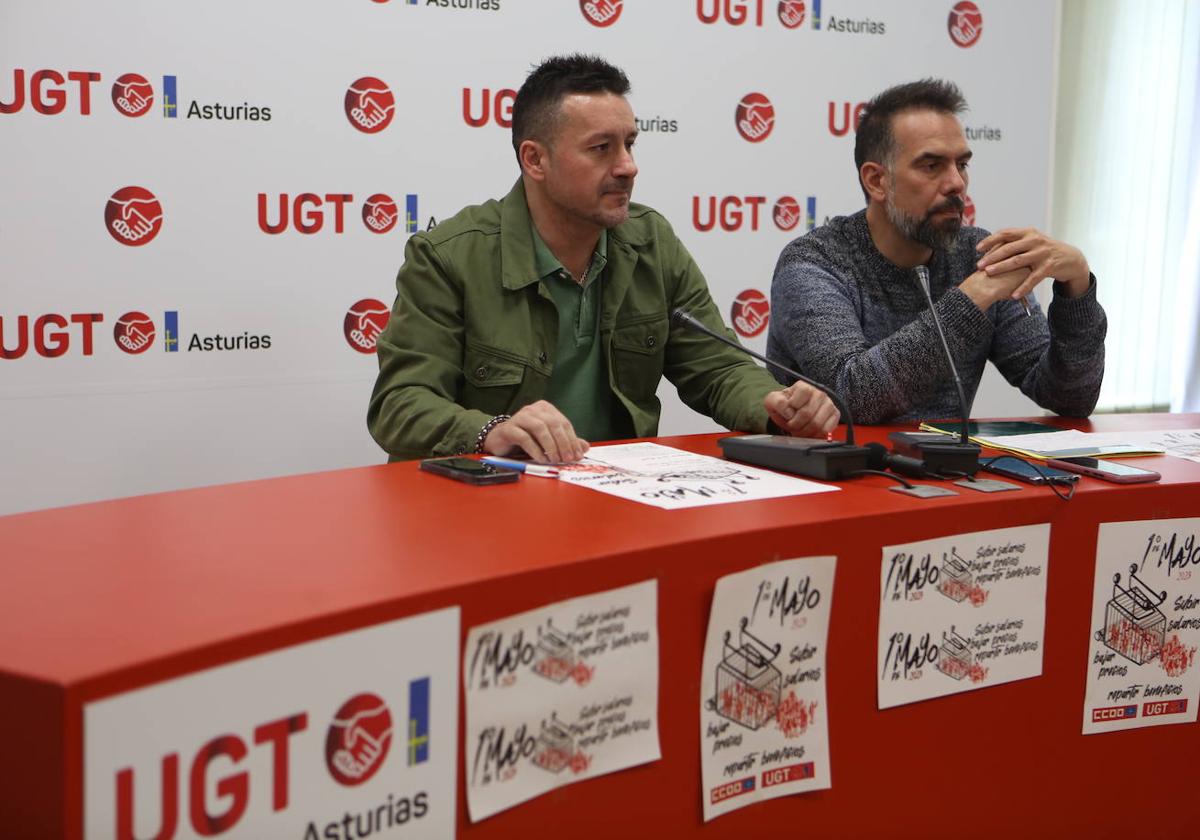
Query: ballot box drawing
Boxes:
[
  {"xmin": 532, "ymin": 713, "xmax": 575, "ymax": 774},
  {"xmin": 937, "ymin": 625, "xmax": 973, "ymax": 680},
  {"xmin": 716, "ymin": 617, "xmax": 782, "ymax": 730},
  {"xmin": 533, "ymin": 619, "xmax": 576, "ymax": 683},
  {"xmin": 1096, "ymin": 565, "xmax": 1167, "ymax": 666},
  {"xmin": 938, "ymin": 551, "xmax": 973, "ymax": 603}
]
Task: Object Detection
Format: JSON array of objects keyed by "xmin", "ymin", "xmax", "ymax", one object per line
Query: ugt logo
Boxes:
[
  {"xmin": 105, "ymin": 187, "xmax": 164, "ymax": 246},
  {"xmin": 963, "ymin": 193, "xmax": 975, "ymax": 226},
  {"xmin": 580, "ymin": 0, "xmax": 622, "ymax": 27},
  {"xmin": 773, "ymin": 196, "xmax": 800, "ymax": 231},
  {"xmin": 948, "ymin": 1, "xmax": 982, "ymax": 47},
  {"xmin": 731, "ymin": 289, "xmax": 770, "ymax": 338},
  {"xmin": 114, "ymin": 312, "xmax": 156, "ymax": 354},
  {"xmin": 735, "ymin": 93, "xmax": 774, "ymax": 142},
  {"xmin": 778, "ymin": 0, "xmax": 805, "ymax": 28},
  {"xmin": 111, "ymin": 73, "xmax": 153, "ymax": 117},
  {"xmin": 362, "ymin": 193, "xmax": 419, "ymax": 234},
  {"xmin": 345, "ymin": 299, "xmax": 390, "ymax": 353},
  {"xmin": 326, "ymin": 694, "xmax": 393, "ymax": 786},
  {"xmin": 345, "ymin": 77, "xmax": 395, "ymax": 133},
  {"xmin": 325, "ymin": 679, "xmax": 430, "ymax": 786}
]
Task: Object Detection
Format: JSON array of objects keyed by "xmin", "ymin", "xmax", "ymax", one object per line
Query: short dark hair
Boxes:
[
  {"xmin": 511, "ymin": 54, "xmax": 631, "ymax": 163},
  {"xmin": 853, "ymin": 79, "xmax": 967, "ymax": 201}
]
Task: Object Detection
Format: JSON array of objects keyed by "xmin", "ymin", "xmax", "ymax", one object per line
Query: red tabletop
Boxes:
[{"xmin": 2, "ymin": 413, "xmax": 1198, "ymax": 839}]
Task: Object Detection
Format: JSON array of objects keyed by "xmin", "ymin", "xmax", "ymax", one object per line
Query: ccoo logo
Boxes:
[
  {"xmin": 114, "ymin": 311, "xmax": 156, "ymax": 354},
  {"xmin": 105, "ymin": 186, "xmax": 163, "ymax": 246},
  {"xmin": 580, "ymin": 0, "xmax": 622, "ymax": 27},
  {"xmin": 731, "ymin": 290, "xmax": 770, "ymax": 338},
  {"xmin": 345, "ymin": 77, "xmax": 395, "ymax": 133},
  {"xmin": 362, "ymin": 194, "xmax": 399, "ymax": 233},
  {"xmin": 111, "ymin": 73, "xmax": 153, "ymax": 117},
  {"xmin": 778, "ymin": 0, "xmax": 805, "ymax": 28},
  {"xmin": 948, "ymin": 1, "xmax": 982, "ymax": 47},
  {"xmin": 963, "ymin": 193, "xmax": 975, "ymax": 226},
  {"xmin": 735, "ymin": 93, "xmax": 774, "ymax": 142},
  {"xmin": 345, "ymin": 299, "xmax": 390, "ymax": 353},
  {"xmin": 325, "ymin": 693, "xmax": 393, "ymax": 786}
]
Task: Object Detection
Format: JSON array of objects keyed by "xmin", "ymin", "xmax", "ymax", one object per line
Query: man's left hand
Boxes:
[
  {"xmin": 975, "ymin": 228, "xmax": 1090, "ymax": 300},
  {"xmin": 764, "ymin": 382, "xmax": 840, "ymax": 438}
]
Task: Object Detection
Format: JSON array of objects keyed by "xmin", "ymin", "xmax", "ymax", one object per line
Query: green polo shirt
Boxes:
[{"xmin": 531, "ymin": 227, "xmax": 624, "ymax": 443}]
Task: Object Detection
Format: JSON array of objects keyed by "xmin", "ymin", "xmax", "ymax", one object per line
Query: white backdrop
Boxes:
[{"xmin": 0, "ymin": 0, "xmax": 1058, "ymax": 515}]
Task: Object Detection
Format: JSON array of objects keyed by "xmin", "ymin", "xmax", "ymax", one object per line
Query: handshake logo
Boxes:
[
  {"xmin": 345, "ymin": 299, "xmax": 390, "ymax": 353},
  {"xmin": 948, "ymin": 1, "xmax": 982, "ymax": 47},
  {"xmin": 580, "ymin": 0, "xmax": 622, "ymax": 27},
  {"xmin": 325, "ymin": 693, "xmax": 394, "ymax": 786},
  {"xmin": 114, "ymin": 311, "xmax": 156, "ymax": 354},
  {"xmin": 735, "ymin": 93, "xmax": 775, "ymax": 143},
  {"xmin": 362, "ymin": 194, "xmax": 400, "ymax": 234},
  {"xmin": 345, "ymin": 77, "xmax": 395, "ymax": 133},
  {"xmin": 731, "ymin": 290, "xmax": 770, "ymax": 339},
  {"xmin": 105, "ymin": 187, "xmax": 164, "ymax": 246},
  {"xmin": 110, "ymin": 73, "xmax": 154, "ymax": 117},
  {"xmin": 778, "ymin": 0, "xmax": 806, "ymax": 28}
]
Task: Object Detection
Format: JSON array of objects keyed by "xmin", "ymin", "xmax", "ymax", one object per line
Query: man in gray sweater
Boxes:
[{"xmin": 768, "ymin": 79, "xmax": 1106, "ymax": 424}]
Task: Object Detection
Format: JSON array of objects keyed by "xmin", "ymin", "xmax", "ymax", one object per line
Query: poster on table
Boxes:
[
  {"xmin": 557, "ymin": 442, "xmax": 839, "ymax": 510},
  {"xmin": 84, "ymin": 607, "xmax": 459, "ymax": 839},
  {"xmin": 463, "ymin": 580, "xmax": 659, "ymax": 821},
  {"xmin": 700, "ymin": 556, "xmax": 835, "ymax": 821},
  {"xmin": 878, "ymin": 525, "xmax": 1050, "ymax": 709},
  {"xmin": 1082, "ymin": 518, "xmax": 1200, "ymax": 734}
]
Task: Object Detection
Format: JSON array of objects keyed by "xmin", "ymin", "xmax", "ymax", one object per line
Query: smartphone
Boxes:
[
  {"xmin": 1044, "ymin": 456, "xmax": 1161, "ymax": 484},
  {"xmin": 419, "ymin": 457, "xmax": 520, "ymax": 485},
  {"xmin": 980, "ymin": 457, "xmax": 1078, "ymax": 485}
]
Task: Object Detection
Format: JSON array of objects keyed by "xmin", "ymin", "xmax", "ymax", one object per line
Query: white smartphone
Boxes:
[{"xmin": 1044, "ymin": 456, "xmax": 1161, "ymax": 484}]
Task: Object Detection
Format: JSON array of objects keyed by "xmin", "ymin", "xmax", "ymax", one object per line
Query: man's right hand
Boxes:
[{"xmin": 482, "ymin": 401, "xmax": 589, "ymax": 463}]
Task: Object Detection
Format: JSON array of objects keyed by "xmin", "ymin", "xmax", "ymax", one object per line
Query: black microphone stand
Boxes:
[{"xmin": 906, "ymin": 265, "xmax": 981, "ymax": 475}]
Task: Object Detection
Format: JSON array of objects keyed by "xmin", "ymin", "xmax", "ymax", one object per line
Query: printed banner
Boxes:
[
  {"xmin": 2, "ymin": 2, "xmax": 1059, "ymax": 514},
  {"xmin": 84, "ymin": 607, "xmax": 459, "ymax": 839},
  {"xmin": 700, "ymin": 557, "xmax": 835, "ymax": 821},
  {"xmin": 558, "ymin": 442, "xmax": 839, "ymax": 509},
  {"xmin": 878, "ymin": 525, "xmax": 1050, "ymax": 709},
  {"xmin": 463, "ymin": 580, "xmax": 659, "ymax": 821},
  {"xmin": 1083, "ymin": 518, "xmax": 1200, "ymax": 734}
]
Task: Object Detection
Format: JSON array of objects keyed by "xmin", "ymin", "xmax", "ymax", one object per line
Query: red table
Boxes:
[{"xmin": 3, "ymin": 414, "xmax": 1198, "ymax": 838}]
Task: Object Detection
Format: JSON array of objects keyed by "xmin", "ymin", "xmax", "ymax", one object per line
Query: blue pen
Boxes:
[{"xmin": 481, "ymin": 456, "xmax": 560, "ymax": 478}]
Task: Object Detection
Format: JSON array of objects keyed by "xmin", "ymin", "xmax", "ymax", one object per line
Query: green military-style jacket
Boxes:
[{"xmin": 367, "ymin": 180, "xmax": 782, "ymax": 461}]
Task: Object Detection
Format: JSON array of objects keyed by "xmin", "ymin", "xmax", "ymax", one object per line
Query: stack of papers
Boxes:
[{"xmin": 919, "ymin": 423, "xmax": 1200, "ymax": 462}]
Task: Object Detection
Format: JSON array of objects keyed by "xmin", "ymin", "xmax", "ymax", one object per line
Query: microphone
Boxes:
[
  {"xmin": 670, "ymin": 308, "xmax": 870, "ymax": 481},
  {"xmin": 888, "ymin": 266, "xmax": 981, "ymax": 476}
]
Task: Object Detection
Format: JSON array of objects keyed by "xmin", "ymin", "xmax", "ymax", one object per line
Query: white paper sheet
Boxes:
[
  {"xmin": 700, "ymin": 557, "xmax": 835, "ymax": 821},
  {"xmin": 557, "ymin": 442, "xmax": 839, "ymax": 509},
  {"xmin": 463, "ymin": 581, "xmax": 660, "ymax": 821},
  {"xmin": 878, "ymin": 525, "xmax": 1050, "ymax": 709},
  {"xmin": 979, "ymin": 429, "xmax": 1200, "ymax": 459},
  {"xmin": 1082, "ymin": 518, "xmax": 1200, "ymax": 734}
]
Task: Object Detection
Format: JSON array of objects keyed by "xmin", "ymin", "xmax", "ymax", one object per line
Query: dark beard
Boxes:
[{"xmin": 886, "ymin": 194, "xmax": 964, "ymax": 252}]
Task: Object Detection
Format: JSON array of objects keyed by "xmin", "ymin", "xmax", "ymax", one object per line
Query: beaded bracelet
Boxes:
[{"xmin": 474, "ymin": 414, "xmax": 512, "ymax": 454}]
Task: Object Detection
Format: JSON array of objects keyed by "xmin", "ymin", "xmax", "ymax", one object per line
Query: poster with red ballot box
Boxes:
[
  {"xmin": 462, "ymin": 580, "xmax": 660, "ymax": 821},
  {"xmin": 699, "ymin": 557, "xmax": 835, "ymax": 821},
  {"xmin": 1083, "ymin": 518, "xmax": 1200, "ymax": 734},
  {"xmin": 877, "ymin": 525, "xmax": 1050, "ymax": 709}
]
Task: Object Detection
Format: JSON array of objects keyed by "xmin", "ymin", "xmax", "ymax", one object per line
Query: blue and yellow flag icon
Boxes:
[{"xmin": 408, "ymin": 676, "xmax": 430, "ymax": 765}]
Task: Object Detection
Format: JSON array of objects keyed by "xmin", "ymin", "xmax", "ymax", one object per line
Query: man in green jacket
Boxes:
[{"xmin": 368, "ymin": 54, "xmax": 838, "ymax": 463}]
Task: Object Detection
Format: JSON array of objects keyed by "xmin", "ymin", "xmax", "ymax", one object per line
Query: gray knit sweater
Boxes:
[{"xmin": 767, "ymin": 210, "xmax": 1106, "ymax": 424}]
